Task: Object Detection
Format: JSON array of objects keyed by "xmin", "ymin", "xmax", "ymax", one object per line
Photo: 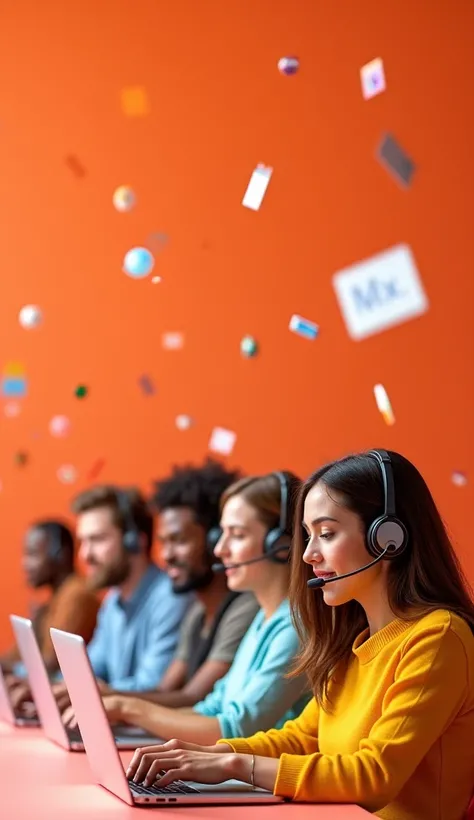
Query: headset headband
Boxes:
[
  {"xmin": 115, "ymin": 489, "xmax": 137, "ymax": 532},
  {"xmin": 368, "ymin": 450, "xmax": 396, "ymax": 517},
  {"xmin": 273, "ymin": 471, "xmax": 289, "ymax": 533}
]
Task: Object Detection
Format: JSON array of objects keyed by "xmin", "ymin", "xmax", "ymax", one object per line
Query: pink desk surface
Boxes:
[{"xmin": 0, "ymin": 723, "xmax": 371, "ymax": 819}]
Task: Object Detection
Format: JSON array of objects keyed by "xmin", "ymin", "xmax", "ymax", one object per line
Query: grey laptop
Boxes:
[
  {"xmin": 0, "ymin": 664, "xmax": 39, "ymax": 727},
  {"xmin": 10, "ymin": 615, "xmax": 160, "ymax": 751},
  {"xmin": 51, "ymin": 627, "xmax": 284, "ymax": 806}
]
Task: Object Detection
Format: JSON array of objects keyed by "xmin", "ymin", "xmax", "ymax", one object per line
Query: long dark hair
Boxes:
[{"xmin": 289, "ymin": 450, "xmax": 474, "ymax": 708}]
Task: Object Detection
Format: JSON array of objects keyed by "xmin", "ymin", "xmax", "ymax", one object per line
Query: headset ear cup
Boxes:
[
  {"xmin": 123, "ymin": 531, "xmax": 140, "ymax": 554},
  {"xmin": 367, "ymin": 516, "xmax": 408, "ymax": 558},
  {"xmin": 207, "ymin": 527, "xmax": 222, "ymax": 556},
  {"xmin": 264, "ymin": 528, "xmax": 291, "ymax": 562}
]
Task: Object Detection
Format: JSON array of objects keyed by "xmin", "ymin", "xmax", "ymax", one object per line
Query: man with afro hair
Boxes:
[{"xmin": 106, "ymin": 459, "xmax": 258, "ymax": 710}]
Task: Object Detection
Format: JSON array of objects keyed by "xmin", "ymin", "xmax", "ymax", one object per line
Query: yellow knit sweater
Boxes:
[{"xmin": 222, "ymin": 610, "xmax": 474, "ymax": 819}]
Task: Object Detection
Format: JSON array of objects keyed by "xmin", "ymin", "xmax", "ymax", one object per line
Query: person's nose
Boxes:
[
  {"xmin": 213, "ymin": 532, "xmax": 228, "ymax": 560},
  {"xmin": 302, "ymin": 540, "xmax": 323, "ymax": 566},
  {"xmin": 161, "ymin": 542, "xmax": 175, "ymax": 564},
  {"xmin": 79, "ymin": 541, "xmax": 91, "ymax": 563}
]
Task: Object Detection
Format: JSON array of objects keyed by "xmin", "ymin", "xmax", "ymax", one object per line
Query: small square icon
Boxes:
[
  {"xmin": 209, "ymin": 427, "xmax": 236, "ymax": 456},
  {"xmin": 120, "ymin": 86, "xmax": 150, "ymax": 117},
  {"xmin": 360, "ymin": 58, "xmax": 386, "ymax": 100}
]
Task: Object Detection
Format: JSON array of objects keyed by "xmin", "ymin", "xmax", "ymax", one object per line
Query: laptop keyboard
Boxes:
[
  {"xmin": 129, "ymin": 776, "xmax": 200, "ymax": 797},
  {"xmin": 67, "ymin": 727, "xmax": 83, "ymax": 743}
]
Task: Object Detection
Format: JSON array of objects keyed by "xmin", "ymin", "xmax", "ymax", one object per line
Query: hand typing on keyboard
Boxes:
[{"xmin": 126, "ymin": 738, "xmax": 247, "ymax": 789}]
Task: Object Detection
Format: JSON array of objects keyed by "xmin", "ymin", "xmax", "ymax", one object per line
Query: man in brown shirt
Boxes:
[{"xmin": 0, "ymin": 520, "xmax": 99, "ymax": 676}]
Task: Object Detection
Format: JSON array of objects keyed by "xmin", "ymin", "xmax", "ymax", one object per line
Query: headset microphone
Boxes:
[
  {"xmin": 307, "ymin": 546, "xmax": 389, "ymax": 589},
  {"xmin": 212, "ymin": 545, "xmax": 289, "ymax": 573}
]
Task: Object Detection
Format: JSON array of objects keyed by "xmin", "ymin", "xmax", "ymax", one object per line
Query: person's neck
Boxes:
[
  {"xmin": 358, "ymin": 583, "xmax": 398, "ymax": 636},
  {"xmin": 50, "ymin": 568, "xmax": 73, "ymax": 593},
  {"xmin": 197, "ymin": 574, "xmax": 231, "ymax": 627},
  {"xmin": 253, "ymin": 570, "xmax": 289, "ymax": 621},
  {"xmin": 118, "ymin": 558, "xmax": 153, "ymax": 601}
]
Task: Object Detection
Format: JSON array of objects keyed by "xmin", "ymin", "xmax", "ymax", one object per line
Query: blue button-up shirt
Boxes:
[{"xmin": 86, "ymin": 563, "xmax": 193, "ymax": 691}]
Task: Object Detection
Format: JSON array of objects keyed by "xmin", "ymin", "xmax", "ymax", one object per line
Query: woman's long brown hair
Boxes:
[{"xmin": 289, "ymin": 450, "xmax": 474, "ymax": 709}]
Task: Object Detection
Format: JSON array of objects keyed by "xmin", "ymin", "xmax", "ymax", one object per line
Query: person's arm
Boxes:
[
  {"xmin": 41, "ymin": 585, "xmax": 99, "ymax": 674},
  {"xmin": 194, "ymin": 622, "xmax": 309, "ymax": 739},
  {"xmin": 112, "ymin": 697, "xmax": 223, "ymax": 745},
  {"xmin": 217, "ymin": 696, "xmax": 320, "ymax": 757},
  {"xmin": 131, "ymin": 659, "xmax": 232, "ymax": 708},
  {"xmin": 245, "ymin": 623, "xmax": 469, "ymax": 811},
  {"xmin": 108, "ymin": 590, "xmax": 191, "ymax": 691}
]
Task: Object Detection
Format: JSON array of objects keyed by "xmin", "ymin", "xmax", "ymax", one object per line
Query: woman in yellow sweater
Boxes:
[{"xmin": 126, "ymin": 449, "xmax": 474, "ymax": 820}]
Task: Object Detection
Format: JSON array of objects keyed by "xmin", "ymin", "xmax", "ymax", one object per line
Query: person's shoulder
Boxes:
[
  {"xmin": 57, "ymin": 573, "xmax": 94, "ymax": 600},
  {"xmin": 182, "ymin": 600, "xmax": 205, "ymax": 627},
  {"xmin": 406, "ymin": 609, "xmax": 474, "ymax": 654},
  {"xmin": 225, "ymin": 593, "xmax": 260, "ymax": 619}
]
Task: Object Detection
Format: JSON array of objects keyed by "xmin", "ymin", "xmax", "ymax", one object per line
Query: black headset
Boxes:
[
  {"xmin": 366, "ymin": 450, "xmax": 408, "ymax": 558},
  {"xmin": 47, "ymin": 523, "xmax": 65, "ymax": 562},
  {"xmin": 114, "ymin": 489, "xmax": 141, "ymax": 554},
  {"xmin": 207, "ymin": 471, "xmax": 293, "ymax": 564}
]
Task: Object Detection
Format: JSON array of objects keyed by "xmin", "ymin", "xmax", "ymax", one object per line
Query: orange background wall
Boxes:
[{"xmin": 0, "ymin": 0, "xmax": 472, "ymax": 650}]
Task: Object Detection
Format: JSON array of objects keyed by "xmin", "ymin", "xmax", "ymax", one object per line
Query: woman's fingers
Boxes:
[
  {"xmin": 126, "ymin": 741, "xmax": 180, "ymax": 778},
  {"xmin": 143, "ymin": 759, "xmax": 165, "ymax": 787},
  {"xmin": 133, "ymin": 750, "xmax": 181, "ymax": 784},
  {"xmin": 127, "ymin": 746, "xmax": 165, "ymax": 779},
  {"xmin": 147, "ymin": 767, "xmax": 184, "ymax": 789}
]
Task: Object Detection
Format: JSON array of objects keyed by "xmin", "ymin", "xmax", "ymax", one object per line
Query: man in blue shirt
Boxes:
[{"xmin": 64, "ymin": 485, "xmax": 193, "ymax": 693}]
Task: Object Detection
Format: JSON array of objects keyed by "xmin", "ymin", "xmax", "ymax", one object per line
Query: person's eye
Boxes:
[{"xmin": 319, "ymin": 532, "xmax": 334, "ymax": 540}]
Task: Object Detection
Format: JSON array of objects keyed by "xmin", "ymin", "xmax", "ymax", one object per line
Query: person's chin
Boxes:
[
  {"xmin": 225, "ymin": 572, "xmax": 244, "ymax": 592},
  {"xmin": 321, "ymin": 585, "xmax": 347, "ymax": 606}
]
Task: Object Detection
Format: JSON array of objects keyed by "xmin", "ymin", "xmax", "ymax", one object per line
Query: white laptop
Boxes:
[
  {"xmin": 51, "ymin": 627, "xmax": 284, "ymax": 806},
  {"xmin": 0, "ymin": 664, "xmax": 39, "ymax": 727},
  {"xmin": 10, "ymin": 615, "xmax": 160, "ymax": 751}
]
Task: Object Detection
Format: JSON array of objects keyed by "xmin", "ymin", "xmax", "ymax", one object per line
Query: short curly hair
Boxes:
[{"xmin": 151, "ymin": 459, "xmax": 242, "ymax": 530}]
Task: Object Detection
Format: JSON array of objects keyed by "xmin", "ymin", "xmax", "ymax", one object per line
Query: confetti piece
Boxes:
[
  {"xmin": 209, "ymin": 427, "xmax": 237, "ymax": 456},
  {"xmin": 277, "ymin": 56, "xmax": 299, "ymax": 76},
  {"xmin": 3, "ymin": 401, "xmax": 21, "ymax": 418},
  {"xmin": 123, "ymin": 247, "xmax": 155, "ymax": 278},
  {"xmin": 3, "ymin": 362, "xmax": 25, "ymax": 376},
  {"xmin": 162, "ymin": 332, "xmax": 184, "ymax": 350},
  {"xmin": 19, "ymin": 304, "xmax": 42, "ymax": 329},
  {"xmin": 1, "ymin": 376, "xmax": 27, "ymax": 398},
  {"xmin": 373, "ymin": 383, "xmax": 395, "ymax": 426},
  {"xmin": 377, "ymin": 134, "xmax": 415, "ymax": 188},
  {"xmin": 452, "ymin": 471, "xmax": 467, "ymax": 487},
  {"xmin": 138, "ymin": 374, "xmax": 155, "ymax": 395},
  {"xmin": 148, "ymin": 232, "xmax": 169, "ymax": 248},
  {"xmin": 120, "ymin": 86, "xmax": 150, "ymax": 117},
  {"xmin": 242, "ymin": 164, "xmax": 273, "ymax": 211},
  {"xmin": 57, "ymin": 464, "xmax": 77, "ymax": 484},
  {"xmin": 240, "ymin": 336, "xmax": 259, "ymax": 357},
  {"xmin": 15, "ymin": 451, "xmax": 29, "ymax": 466},
  {"xmin": 74, "ymin": 384, "xmax": 88, "ymax": 399},
  {"xmin": 360, "ymin": 58, "xmax": 386, "ymax": 100},
  {"xmin": 65, "ymin": 154, "xmax": 86, "ymax": 178},
  {"xmin": 176, "ymin": 414, "xmax": 193, "ymax": 430},
  {"xmin": 49, "ymin": 415, "xmax": 71, "ymax": 437},
  {"xmin": 151, "ymin": 276, "xmax": 162, "ymax": 284},
  {"xmin": 87, "ymin": 458, "xmax": 106, "ymax": 481},
  {"xmin": 113, "ymin": 186, "xmax": 136, "ymax": 212},
  {"xmin": 289, "ymin": 314, "xmax": 319, "ymax": 340}
]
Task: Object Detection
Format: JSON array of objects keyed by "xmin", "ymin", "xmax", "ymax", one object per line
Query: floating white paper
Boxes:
[
  {"xmin": 209, "ymin": 427, "xmax": 237, "ymax": 456},
  {"xmin": 242, "ymin": 165, "xmax": 273, "ymax": 211}
]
